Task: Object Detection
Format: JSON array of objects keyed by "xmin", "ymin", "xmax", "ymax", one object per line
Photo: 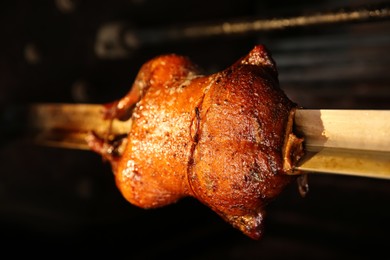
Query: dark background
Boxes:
[{"xmin": 0, "ymin": 0, "xmax": 389, "ymax": 258}]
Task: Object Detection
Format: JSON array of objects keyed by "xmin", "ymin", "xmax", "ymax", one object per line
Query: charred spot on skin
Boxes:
[
  {"xmin": 224, "ymin": 212, "xmax": 264, "ymax": 240},
  {"xmin": 193, "ymin": 107, "xmax": 201, "ymax": 143},
  {"xmin": 189, "ymin": 106, "xmax": 201, "ymax": 143},
  {"xmin": 249, "ymin": 169, "xmax": 262, "ymax": 182},
  {"xmin": 106, "ymin": 133, "xmax": 128, "ymax": 157},
  {"xmin": 188, "ymin": 158, "xmax": 195, "ymax": 166},
  {"xmin": 86, "ymin": 131, "xmax": 126, "ymax": 162}
]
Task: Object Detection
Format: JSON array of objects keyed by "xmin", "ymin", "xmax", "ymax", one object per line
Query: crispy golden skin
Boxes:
[{"xmin": 88, "ymin": 45, "xmax": 303, "ymax": 239}]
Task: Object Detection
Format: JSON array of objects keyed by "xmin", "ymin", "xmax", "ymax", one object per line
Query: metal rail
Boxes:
[{"xmin": 95, "ymin": 3, "xmax": 390, "ymax": 58}]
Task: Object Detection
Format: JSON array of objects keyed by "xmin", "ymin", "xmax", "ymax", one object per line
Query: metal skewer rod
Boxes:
[
  {"xmin": 294, "ymin": 109, "xmax": 390, "ymax": 179},
  {"xmin": 26, "ymin": 103, "xmax": 390, "ymax": 180}
]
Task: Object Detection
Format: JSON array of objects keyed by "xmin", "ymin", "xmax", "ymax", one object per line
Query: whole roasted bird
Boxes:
[{"xmin": 87, "ymin": 45, "xmax": 304, "ymax": 239}]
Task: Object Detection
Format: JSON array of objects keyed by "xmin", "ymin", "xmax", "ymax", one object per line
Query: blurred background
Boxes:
[{"xmin": 0, "ymin": 0, "xmax": 389, "ymax": 258}]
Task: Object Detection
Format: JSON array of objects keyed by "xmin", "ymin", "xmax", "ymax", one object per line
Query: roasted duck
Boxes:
[{"xmin": 87, "ymin": 45, "xmax": 304, "ymax": 239}]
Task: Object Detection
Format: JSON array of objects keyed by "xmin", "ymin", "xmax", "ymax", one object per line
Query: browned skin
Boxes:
[{"xmin": 87, "ymin": 45, "xmax": 303, "ymax": 239}]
